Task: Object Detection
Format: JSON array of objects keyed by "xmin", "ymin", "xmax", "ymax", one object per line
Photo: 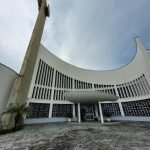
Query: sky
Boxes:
[{"xmin": 0, "ymin": 0, "xmax": 150, "ymax": 73}]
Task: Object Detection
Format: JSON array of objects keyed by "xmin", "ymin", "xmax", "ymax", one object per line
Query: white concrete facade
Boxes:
[
  {"xmin": 0, "ymin": 64, "xmax": 17, "ymax": 117},
  {"xmin": 25, "ymin": 37, "xmax": 150, "ymax": 123},
  {"xmin": 1, "ymin": 37, "xmax": 150, "ymax": 123}
]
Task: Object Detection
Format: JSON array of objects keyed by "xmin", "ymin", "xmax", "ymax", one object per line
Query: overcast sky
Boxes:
[{"xmin": 0, "ymin": 0, "xmax": 150, "ymax": 72}]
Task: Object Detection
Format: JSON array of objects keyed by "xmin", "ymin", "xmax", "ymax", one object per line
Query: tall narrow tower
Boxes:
[{"xmin": 8, "ymin": 0, "xmax": 50, "ymax": 105}]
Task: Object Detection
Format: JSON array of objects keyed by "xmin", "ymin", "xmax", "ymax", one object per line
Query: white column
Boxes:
[
  {"xmin": 115, "ymin": 85, "xmax": 119, "ymax": 96},
  {"xmin": 140, "ymin": 78, "xmax": 147, "ymax": 95},
  {"xmin": 95, "ymin": 104, "xmax": 98, "ymax": 118},
  {"xmin": 143, "ymin": 76, "xmax": 150, "ymax": 91},
  {"xmin": 98, "ymin": 102, "xmax": 104, "ymax": 123},
  {"xmin": 119, "ymin": 85, "xmax": 124, "ymax": 98},
  {"xmin": 128, "ymin": 83, "xmax": 133, "ymax": 97},
  {"xmin": 72, "ymin": 78, "xmax": 75, "ymax": 90},
  {"xmin": 124, "ymin": 84, "xmax": 129, "ymax": 97},
  {"xmin": 135, "ymin": 81, "xmax": 142, "ymax": 96},
  {"xmin": 138, "ymin": 80, "xmax": 144, "ymax": 96},
  {"xmin": 51, "ymin": 70, "xmax": 56, "ymax": 100},
  {"xmin": 78, "ymin": 102, "xmax": 81, "ymax": 123},
  {"xmin": 49, "ymin": 103, "xmax": 53, "ymax": 118},
  {"xmin": 133, "ymin": 81, "xmax": 139, "ymax": 96},
  {"xmin": 91, "ymin": 104, "xmax": 94, "ymax": 118},
  {"xmin": 73, "ymin": 104, "xmax": 75, "ymax": 118},
  {"xmin": 118, "ymin": 102, "xmax": 124, "ymax": 117},
  {"xmin": 121, "ymin": 86, "xmax": 125, "ymax": 98}
]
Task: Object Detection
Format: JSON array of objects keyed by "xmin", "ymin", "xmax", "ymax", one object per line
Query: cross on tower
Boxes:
[{"xmin": 38, "ymin": 0, "xmax": 50, "ymax": 17}]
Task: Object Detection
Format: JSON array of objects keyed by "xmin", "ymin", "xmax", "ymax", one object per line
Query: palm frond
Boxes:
[
  {"xmin": 2, "ymin": 102, "xmax": 30, "ymax": 115},
  {"xmin": 2, "ymin": 107, "xmax": 17, "ymax": 115}
]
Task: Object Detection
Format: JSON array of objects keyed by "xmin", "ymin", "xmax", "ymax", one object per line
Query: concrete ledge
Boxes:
[
  {"xmin": 111, "ymin": 116, "xmax": 150, "ymax": 122},
  {"xmin": 25, "ymin": 116, "xmax": 150, "ymax": 124},
  {"xmin": 24, "ymin": 118, "xmax": 68, "ymax": 124}
]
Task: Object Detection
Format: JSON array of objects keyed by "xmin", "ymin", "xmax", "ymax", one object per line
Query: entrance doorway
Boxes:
[{"xmin": 80, "ymin": 104, "xmax": 96, "ymax": 121}]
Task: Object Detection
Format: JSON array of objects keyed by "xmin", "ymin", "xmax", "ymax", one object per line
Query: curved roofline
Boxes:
[
  {"xmin": 0, "ymin": 63, "xmax": 18, "ymax": 74},
  {"xmin": 41, "ymin": 37, "xmax": 138, "ymax": 72}
]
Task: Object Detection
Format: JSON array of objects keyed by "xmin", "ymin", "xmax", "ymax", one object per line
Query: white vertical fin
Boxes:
[{"xmin": 134, "ymin": 36, "xmax": 146, "ymax": 52}]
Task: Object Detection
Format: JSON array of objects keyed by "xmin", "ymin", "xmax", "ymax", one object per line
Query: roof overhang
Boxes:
[{"xmin": 64, "ymin": 91, "xmax": 119, "ymax": 104}]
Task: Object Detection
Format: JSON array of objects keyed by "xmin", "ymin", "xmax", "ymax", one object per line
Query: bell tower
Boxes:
[{"xmin": 8, "ymin": 0, "xmax": 50, "ymax": 105}]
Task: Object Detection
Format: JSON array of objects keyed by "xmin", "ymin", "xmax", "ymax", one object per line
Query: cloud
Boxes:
[
  {"xmin": 43, "ymin": 0, "xmax": 150, "ymax": 70},
  {"xmin": 1, "ymin": 0, "xmax": 150, "ymax": 72},
  {"xmin": 0, "ymin": 0, "xmax": 37, "ymax": 72}
]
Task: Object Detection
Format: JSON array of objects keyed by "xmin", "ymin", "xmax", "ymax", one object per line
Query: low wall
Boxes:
[
  {"xmin": 25, "ymin": 118, "xmax": 68, "ymax": 124},
  {"xmin": 111, "ymin": 116, "xmax": 150, "ymax": 122},
  {"xmin": 0, "ymin": 64, "xmax": 17, "ymax": 117},
  {"xmin": 25, "ymin": 116, "xmax": 150, "ymax": 124}
]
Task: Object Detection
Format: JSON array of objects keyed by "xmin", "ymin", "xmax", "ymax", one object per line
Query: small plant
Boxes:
[
  {"xmin": 103, "ymin": 112, "xmax": 112, "ymax": 118},
  {"xmin": 66, "ymin": 112, "xmax": 72, "ymax": 122},
  {"xmin": 2, "ymin": 103, "xmax": 30, "ymax": 129},
  {"xmin": 66, "ymin": 112, "xmax": 72, "ymax": 118},
  {"xmin": 103, "ymin": 112, "xmax": 112, "ymax": 122}
]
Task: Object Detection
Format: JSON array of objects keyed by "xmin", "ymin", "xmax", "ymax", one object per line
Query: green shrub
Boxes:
[{"xmin": 103, "ymin": 112, "xmax": 112, "ymax": 118}]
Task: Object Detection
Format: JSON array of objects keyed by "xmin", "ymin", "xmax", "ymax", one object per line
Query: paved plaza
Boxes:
[{"xmin": 0, "ymin": 121, "xmax": 150, "ymax": 150}]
